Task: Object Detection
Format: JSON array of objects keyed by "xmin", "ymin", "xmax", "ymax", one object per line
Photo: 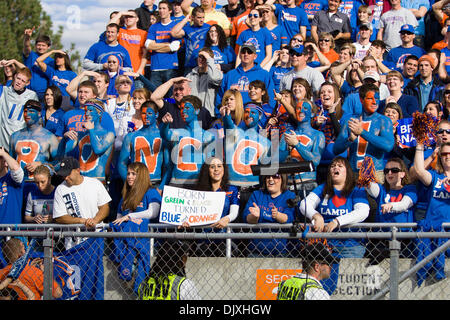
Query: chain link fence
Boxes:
[{"xmin": 0, "ymin": 223, "xmax": 449, "ymax": 300}]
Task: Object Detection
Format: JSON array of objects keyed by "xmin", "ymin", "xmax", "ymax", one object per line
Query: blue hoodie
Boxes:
[{"xmin": 215, "ymin": 63, "xmax": 275, "ymax": 116}]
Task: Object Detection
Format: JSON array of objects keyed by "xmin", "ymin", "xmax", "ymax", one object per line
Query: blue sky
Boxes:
[
  {"xmin": 41, "ymin": 0, "xmax": 228, "ymax": 61},
  {"xmin": 41, "ymin": 0, "xmax": 148, "ymax": 59}
]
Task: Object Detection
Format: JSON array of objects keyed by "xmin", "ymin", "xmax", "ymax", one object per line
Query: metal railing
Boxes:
[{"xmin": 0, "ymin": 222, "xmax": 449, "ymax": 300}]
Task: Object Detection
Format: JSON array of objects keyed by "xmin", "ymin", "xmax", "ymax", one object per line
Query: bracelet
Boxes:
[{"xmin": 416, "ymin": 148, "xmax": 424, "ymax": 151}]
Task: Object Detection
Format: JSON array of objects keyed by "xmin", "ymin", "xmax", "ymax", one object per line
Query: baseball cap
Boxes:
[
  {"xmin": 244, "ymin": 102, "xmax": 264, "ymax": 115},
  {"xmin": 360, "ymin": 22, "xmax": 372, "ymax": 30},
  {"xmin": 399, "ymin": 24, "xmax": 415, "ymax": 34},
  {"xmin": 24, "ymin": 99, "xmax": 42, "ymax": 112},
  {"xmin": 56, "ymin": 157, "xmax": 80, "ymax": 177},
  {"xmin": 289, "ymin": 45, "xmax": 305, "ymax": 56},
  {"xmin": 84, "ymin": 99, "xmax": 105, "ymax": 114},
  {"xmin": 303, "ymin": 243, "xmax": 340, "ymax": 266},
  {"xmin": 241, "ymin": 43, "xmax": 256, "ymax": 54},
  {"xmin": 363, "ymin": 70, "xmax": 381, "ymax": 82}
]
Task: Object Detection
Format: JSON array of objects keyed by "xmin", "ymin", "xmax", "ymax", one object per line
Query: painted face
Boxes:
[
  {"xmin": 295, "ymin": 101, "xmax": 312, "ymax": 123},
  {"xmin": 361, "ymin": 91, "xmax": 379, "ymax": 114},
  {"xmin": 244, "ymin": 107, "xmax": 260, "ymax": 128},
  {"xmin": 141, "ymin": 106, "xmax": 157, "ymax": 126},
  {"xmin": 84, "ymin": 105, "xmax": 101, "ymax": 123},
  {"xmin": 180, "ymin": 101, "xmax": 197, "ymax": 123},
  {"xmin": 23, "ymin": 107, "xmax": 40, "ymax": 126}
]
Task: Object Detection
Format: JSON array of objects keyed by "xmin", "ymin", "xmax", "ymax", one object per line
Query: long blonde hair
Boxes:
[{"xmin": 222, "ymin": 89, "xmax": 244, "ymax": 125}]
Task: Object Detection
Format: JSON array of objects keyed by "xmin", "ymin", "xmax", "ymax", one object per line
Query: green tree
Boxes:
[{"xmin": 0, "ymin": 0, "xmax": 81, "ymax": 79}]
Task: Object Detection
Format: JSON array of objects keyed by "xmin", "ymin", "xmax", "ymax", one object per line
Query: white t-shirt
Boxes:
[{"xmin": 53, "ymin": 176, "xmax": 111, "ymax": 220}]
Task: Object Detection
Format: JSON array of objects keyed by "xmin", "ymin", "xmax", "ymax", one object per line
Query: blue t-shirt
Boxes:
[
  {"xmin": 237, "ymin": 28, "xmax": 274, "ymax": 66},
  {"xmin": 307, "ymin": 184, "xmax": 369, "ymax": 247},
  {"xmin": 209, "ymin": 45, "xmax": 236, "ymax": 65},
  {"xmin": 422, "ymin": 170, "xmax": 450, "ymax": 226},
  {"xmin": 182, "ymin": 23, "xmax": 211, "ymax": 68},
  {"xmin": 118, "ymin": 188, "xmax": 162, "ymax": 222},
  {"xmin": 23, "ymin": 51, "xmax": 54, "ymax": 100},
  {"xmin": 400, "ymin": 0, "xmax": 429, "ymax": 36},
  {"xmin": 385, "ymin": 46, "xmax": 426, "ymax": 71},
  {"xmin": 274, "ymin": 4, "xmax": 310, "ymax": 44},
  {"xmin": 42, "ymin": 108, "xmax": 65, "ymax": 137},
  {"xmin": 338, "ymin": 0, "xmax": 364, "ymax": 30},
  {"xmin": 0, "ymin": 171, "xmax": 24, "ymax": 224},
  {"xmin": 147, "ymin": 21, "xmax": 179, "ymax": 70},
  {"xmin": 243, "ymin": 189, "xmax": 296, "ymax": 255},
  {"xmin": 43, "ymin": 65, "xmax": 77, "ymax": 97},
  {"xmin": 270, "ymin": 66, "xmax": 293, "ymax": 93},
  {"xmin": 267, "ymin": 25, "xmax": 283, "ymax": 53},
  {"xmin": 373, "ymin": 184, "xmax": 417, "ymax": 224},
  {"xmin": 84, "ymin": 41, "xmax": 133, "ymax": 70}
]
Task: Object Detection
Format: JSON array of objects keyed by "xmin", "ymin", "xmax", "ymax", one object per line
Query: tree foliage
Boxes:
[{"xmin": 0, "ymin": 0, "xmax": 81, "ymax": 75}]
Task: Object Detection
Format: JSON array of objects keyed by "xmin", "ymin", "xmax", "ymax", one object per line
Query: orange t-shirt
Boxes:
[
  {"xmin": 118, "ymin": 28, "xmax": 148, "ymax": 72},
  {"xmin": 232, "ymin": 9, "xmax": 251, "ymax": 52},
  {"xmin": 314, "ymin": 49, "xmax": 339, "ymax": 64},
  {"xmin": 0, "ymin": 264, "xmax": 57, "ymax": 300}
]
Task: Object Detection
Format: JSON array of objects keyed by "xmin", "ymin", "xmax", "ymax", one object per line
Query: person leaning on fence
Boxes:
[
  {"xmin": 138, "ymin": 240, "xmax": 201, "ymax": 300},
  {"xmin": 277, "ymin": 243, "xmax": 339, "ymax": 300},
  {"xmin": 242, "ymin": 172, "xmax": 296, "ymax": 257},
  {"xmin": 299, "ymin": 156, "xmax": 370, "ymax": 295},
  {"xmin": 52, "ymin": 157, "xmax": 111, "ymax": 249},
  {"xmin": 0, "ymin": 238, "xmax": 62, "ymax": 300}
]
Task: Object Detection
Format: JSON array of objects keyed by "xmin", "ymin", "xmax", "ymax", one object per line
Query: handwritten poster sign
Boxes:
[{"xmin": 159, "ymin": 186, "xmax": 226, "ymax": 226}]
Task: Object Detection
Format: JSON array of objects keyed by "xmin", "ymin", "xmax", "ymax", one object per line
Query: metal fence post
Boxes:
[
  {"xmin": 389, "ymin": 227, "xmax": 400, "ymax": 300},
  {"xmin": 43, "ymin": 230, "xmax": 54, "ymax": 300}
]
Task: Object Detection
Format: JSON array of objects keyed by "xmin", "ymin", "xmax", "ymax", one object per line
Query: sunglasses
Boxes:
[
  {"xmin": 444, "ymin": 90, "xmax": 450, "ymax": 95},
  {"xmin": 289, "ymin": 51, "xmax": 302, "ymax": 57},
  {"xmin": 248, "ymin": 13, "xmax": 259, "ymax": 18},
  {"xmin": 265, "ymin": 174, "xmax": 281, "ymax": 180},
  {"xmin": 383, "ymin": 167, "xmax": 402, "ymax": 174},
  {"xmin": 292, "ymin": 38, "xmax": 303, "ymax": 43},
  {"xmin": 119, "ymin": 81, "xmax": 132, "ymax": 85},
  {"xmin": 241, "ymin": 48, "xmax": 254, "ymax": 55},
  {"xmin": 441, "ymin": 152, "xmax": 450, "ymax": 157},
  {"xmin": 438, "ymin": 129, "xmax": 450, "ymax": 134},
  {"xmin": 319, "ymin": 39, "xmax": 331, "ymax": 42}
]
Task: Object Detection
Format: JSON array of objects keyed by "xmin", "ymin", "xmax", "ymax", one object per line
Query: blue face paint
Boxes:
[
  {"xmin": 244, "ymin": 107, "xmax": 260, "ymax": 128},
  {"xmin": 142, "ymin": 107, "xmax": 157, "ymax": 126},
  {"xmin": 296, "ymin": 101, "xmax": 312, "ymax": 123},
  {"xmin": 24, "ymin": 108, "xmax": 40, "ymax": 126},
  {"xmin": 181, "ymin": 102, "xmax": 197, "ymax": 123},
  {"xmin": 85, "ymin": 105, "xmax": 101, "ymax": 123}
]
